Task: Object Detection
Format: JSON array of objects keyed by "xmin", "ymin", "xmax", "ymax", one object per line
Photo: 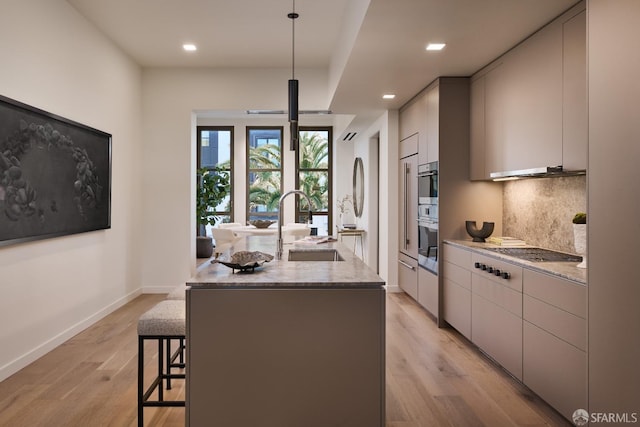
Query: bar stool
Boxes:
[
  {"xmin": 165, "ymin": 286, "xmax": 186, "ymax": 369},
  {"xmin": 137, "ymin": 300, "xmax": 186, "ymax": 426}
]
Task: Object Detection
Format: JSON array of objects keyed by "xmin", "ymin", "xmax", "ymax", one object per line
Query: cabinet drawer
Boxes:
[
  {"xmin": 472, "ymin": 273, "xmax": 522, "ymax": 317},
  {"xmin": 523, "ymin": 269, "xmax": 586, "ymax": 318},
  {"xmin": 524, "ymin": 295, "xmax": 586, "ymax": 351},
  {"xmin": 472, "ymin": 292, "xmax": 523, "ymax": 380},
  {"xmin": 471, "ymin": 253, "xmax": 523, "ymax": 292},
  {"xmin": 443, "ymin": 244, "xmax": 471, "ymax": 268},
  {"xmin": 400, "ymin": 133, "xmax": 418, "ymax": 158},
  {"xmin": 523, "ymin": 321, "xmax": 586, "ymax": 420},
  {"xmin": 398, "ymin": 252, "xmax": 418, "ymax": 300},
  {"xmin": 443, "ymin": 261, "xmax": 471, "ymax": 290},
  {"xmin": 418, "ymin": 267, "xmax": 438, "ymax": 318},
  {"xmin": 443, "ymin": 278, "xmax": 471, "ymax": 340}
]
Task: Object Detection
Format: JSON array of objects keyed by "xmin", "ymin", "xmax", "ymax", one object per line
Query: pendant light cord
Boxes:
[{"xmin": 288, "ymin": 0, "xmax": 298, "ymax": 79}]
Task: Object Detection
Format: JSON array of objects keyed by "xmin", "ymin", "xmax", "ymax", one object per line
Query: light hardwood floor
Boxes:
[{"xmin": 0, "ymin": 292, "xmax": 570, "ymax": 426}]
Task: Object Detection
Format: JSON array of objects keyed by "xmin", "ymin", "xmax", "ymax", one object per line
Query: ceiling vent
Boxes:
[{"xmin": 342, "ymin": 132, "xmax": 358, "ymax": 142}]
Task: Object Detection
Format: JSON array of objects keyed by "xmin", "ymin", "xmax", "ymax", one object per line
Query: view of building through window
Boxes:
[{"xmin": 197, "ymin": 126, "xmax": 233, "ymax": 229}]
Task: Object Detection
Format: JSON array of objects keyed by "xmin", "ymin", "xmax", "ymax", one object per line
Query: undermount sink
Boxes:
[{"xmin": 287, "ymin": 249, "xmax": 344, "ymax": 261}]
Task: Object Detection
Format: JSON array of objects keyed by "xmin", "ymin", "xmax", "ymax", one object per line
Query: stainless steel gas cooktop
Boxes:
[{"xmin": 484, "ymin": 247, "xmax": 583, "ymax": 262}]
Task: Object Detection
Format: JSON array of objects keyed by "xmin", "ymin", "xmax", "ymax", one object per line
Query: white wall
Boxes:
[
  {"xmin": 0, "ymin": 0, "xmax": 142, "ymax": 380},
  {"xmin": 140, "ymin": 67, "xmax": 332, "ymax": 290},
  {"xmin": 351, "ymin": 111, "xmax": 399, "ymax": 288}
]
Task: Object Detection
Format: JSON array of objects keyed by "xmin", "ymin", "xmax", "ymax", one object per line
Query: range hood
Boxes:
[{"xmin": 490, "ymin": 166, "xmax": 586, "ymax": 180}]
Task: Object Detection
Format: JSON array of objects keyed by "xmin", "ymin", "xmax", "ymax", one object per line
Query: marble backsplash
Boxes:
[{"xmin": 502, "ymin": 175, "xmax": 586, "ymax": 253}]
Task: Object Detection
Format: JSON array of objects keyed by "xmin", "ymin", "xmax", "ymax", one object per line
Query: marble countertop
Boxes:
[
  {"xmin": 445, "ymin": 240, "xmax": 586, "ymax": 285},
  {"xmin": 188, "ymin": 235, "xmax": 385, "ymax": 289}
]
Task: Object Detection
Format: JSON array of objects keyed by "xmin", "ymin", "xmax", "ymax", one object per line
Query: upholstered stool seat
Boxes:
[{"xmin": 137, "ymin": 300, "xmax": 186, "ymax": 426}]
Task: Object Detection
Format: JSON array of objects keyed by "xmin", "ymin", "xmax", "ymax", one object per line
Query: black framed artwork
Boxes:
[{"xmin": 0, "ymin": 94, "xmax": 111, "ymax": 247}]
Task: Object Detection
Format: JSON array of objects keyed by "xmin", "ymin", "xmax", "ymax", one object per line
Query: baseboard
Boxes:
[
  {"xmin": 386, "ymin": 285, "xmax": 402, "ymax": 293},
  {"xmin": 142, "ymin": 286, "xmax": 181, "ymax": 294},
  {"xmin": 0, "ymin": 288, "xmax": 142, "ymax": 383}
]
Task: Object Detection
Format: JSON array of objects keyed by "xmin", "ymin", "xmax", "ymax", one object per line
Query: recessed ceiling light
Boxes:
[
  {"xmin": 382, "ymin": 94, "xmax": 396, "ymax": 99},
  {"xmin": 183, "ymin": 44, "xmax": 197, "ymax": 52},
  {"xmin": 426, "ymin": 43, "xmax": 446, "ymax": 51}
]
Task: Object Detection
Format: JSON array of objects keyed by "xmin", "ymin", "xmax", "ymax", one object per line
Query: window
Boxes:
[
  {"xmin": 197, "ymin": 126, "xmax": 233, "ymax": 225},
  {"xmin": 247, "ymin": 127, "xmax": 283, "ymax": 222},
  {"xmin": 296, "ymin": 127, "xmax": 332, "ymax": 235}
]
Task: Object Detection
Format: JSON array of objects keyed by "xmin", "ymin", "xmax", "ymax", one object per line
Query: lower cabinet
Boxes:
[
  {"xmin": 442, "ymin": 245, "xmax": 472, "ymax": 339},
  {"xmin": 398, "ymin": 252, "xmax": 418, "ymax": 300},
  {"xmin": 442, "ymin": 243, "xmax": 587, "ymax": 423},
  {"xmin": 471, "ymin": 253, "xmax": 523, "ymax": 380},
  {"xmin": 417, "ymin": 267, "xmax": 438, "ymax": 318},
  {"xmin": 522, "ymin": 269, "xmax": 587, "ymax": 420}
]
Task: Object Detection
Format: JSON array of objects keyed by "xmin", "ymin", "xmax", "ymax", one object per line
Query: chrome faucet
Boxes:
[{"xmin": 276, "ymin": 190, "xmax": 314, "ymax": 260}]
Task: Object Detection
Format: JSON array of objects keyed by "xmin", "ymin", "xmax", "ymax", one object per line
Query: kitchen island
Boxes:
[{"xmin": 186, "ymin": 235, "xmax": 385, "ymax": 427}]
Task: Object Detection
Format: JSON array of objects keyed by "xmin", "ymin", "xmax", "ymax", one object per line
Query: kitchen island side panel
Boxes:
[{"xmin": 186, "ymin": 287, "xmax": 385, "ymax": 427}]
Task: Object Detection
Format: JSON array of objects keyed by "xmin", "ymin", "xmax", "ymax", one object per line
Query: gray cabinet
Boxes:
[
  {"xmin": 418, "ymin": 266, "xmax": 438, "ymax": 318},
  {"xmin": 470, "ymin": 2, "xmax": 586, "ymax": 179},
  {"xmin": 187, "ymin": 287, "xmax": 385, "ymax": 427},
  {"xmin": 398, "ymin": 252, "xmax": 418, "ymax": 300},
  {"xmin": 399, "ymin": 96, "xmax": 425, "ymax": 143},
  {"xmin": 424, "ymin": 84, "xmax": 439, "ymax": 163},
  {"xmin": 442, "ymin": 243, "xmax": 588, "ymax": 422},
  {"xmin": 442, "ymin": 244, "xmax": 472, "ymax": 339},
  {"xmin": 400, "ymin": 81, "xmax": 441, "ymax": 166},
  {"xmin": 470, "ymin": 253, "xmax": 523, "ymax": 380},
  {"xmin": 399, "ymin": 150, "xmax": 418, "ymax": 259},
  {"xmin": 522, "ymin": 269, "xmax": 587, "ymax": 421},
  {"xmin": 469, "ymin": 75, "xmax": 486, "ymax": 181},
  {"xmin": 562, "ymin": 9, "xmax": 587, "ymax": 171}
]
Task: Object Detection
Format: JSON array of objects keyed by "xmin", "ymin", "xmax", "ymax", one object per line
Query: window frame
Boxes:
[
  {"xmin": 196, "ymin": 125, "xmax": 234, "ymax": 222},
  {"xmin": 246, "ymin": 126, "xmax": 284, "ymax": 222},
  {"xmin": 295, "ymin": 126, "xmax": 333, "ymax": 235}
]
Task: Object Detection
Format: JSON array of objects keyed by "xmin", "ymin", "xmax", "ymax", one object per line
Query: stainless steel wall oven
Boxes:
[{"xmin": 418, "ymin": 161, "xmax": 438, "ymax": 273}]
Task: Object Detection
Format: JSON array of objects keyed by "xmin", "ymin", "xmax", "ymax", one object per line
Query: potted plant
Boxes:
[
  {"xmin": 572, "ymin": 212, "xmax": 587, "ymax": 268},
  {"xmin": 196, "ymin": 167, "xmax": 230, "ymax": 258}
]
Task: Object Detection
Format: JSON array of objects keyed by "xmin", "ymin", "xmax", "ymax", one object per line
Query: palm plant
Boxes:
[
  {"xmin": 247, "ymin": 132, "xmax": 330, "ymax": 219},
  {"xmin": 298, "ymin": 132, "xmax": 329, "ymax": 212},
  {"xmin": 299, "ymin": 132, "xmax": 328, "ymax": 169}
]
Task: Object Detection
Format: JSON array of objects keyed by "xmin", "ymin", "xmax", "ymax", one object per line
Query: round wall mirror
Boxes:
[{"xmin": 353, "ymin": 157, "xmax": 364, "ymax": 218}]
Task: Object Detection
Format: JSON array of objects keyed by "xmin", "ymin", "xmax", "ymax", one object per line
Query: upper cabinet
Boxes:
[
  {"xmin": 562, "ymin": 9, "xmax": 587, "ymax": 171},
  {"xmin": 470, "ymin": 2, "xmax": 586, "ymax": 180},
  {"xmin": 399, "ymin": 94, "xmax": 426, "ymax": 143},
  {"xmin": 399, "ymin": 82, "xmax": 439, "ymax": 165},
  {"xmin": 424, "ymin": 84, "xmax": 439, "ymax": 164}
]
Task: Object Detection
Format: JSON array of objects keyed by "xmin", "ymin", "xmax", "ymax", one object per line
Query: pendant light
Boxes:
[{"xmin": 288, "ymin": 1, "xmax": 299, "ymax": 151}]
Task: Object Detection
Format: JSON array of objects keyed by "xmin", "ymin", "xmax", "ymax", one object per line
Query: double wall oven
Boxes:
[{"xmin": 417, "ymin": 161, "xmax": 438, "ymax": 274}]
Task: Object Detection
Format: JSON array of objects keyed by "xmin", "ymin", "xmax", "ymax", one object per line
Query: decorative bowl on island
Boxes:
[
  {"xmin": 465, "ymin": 220, "xmax": 495, "ymax": 242},
  {"xmin": 212, "ymin": 251, "xmax": 274, "ymax": 273},
  {"xmin": 249, "ymin": 220, "xmax": 276, "ymax": 229}
]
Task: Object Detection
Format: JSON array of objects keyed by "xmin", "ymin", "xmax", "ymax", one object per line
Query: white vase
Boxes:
[{"xmin": 573, "ymin": 223, "xmax": 587, "ymax": 269}]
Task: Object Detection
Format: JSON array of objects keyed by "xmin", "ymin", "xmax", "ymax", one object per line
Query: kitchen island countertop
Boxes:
[
  {"xmin": 445, "ymin": 239, "xmax": 586, "ymax": 284},
  {"xmin": 189, "ymin": 235, "xmax": 384, "ymax": 288}
]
